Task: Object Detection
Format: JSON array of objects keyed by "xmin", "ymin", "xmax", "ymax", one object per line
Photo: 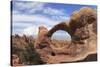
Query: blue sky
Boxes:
[{"xmin": 12, "ymin": 1, "xmax": 97, "ymax": 40}]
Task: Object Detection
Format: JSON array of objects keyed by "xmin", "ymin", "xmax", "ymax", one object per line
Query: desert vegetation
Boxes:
[{"xmin": 11, "ymin": 35, "xmax": 44, "ymax": 65}]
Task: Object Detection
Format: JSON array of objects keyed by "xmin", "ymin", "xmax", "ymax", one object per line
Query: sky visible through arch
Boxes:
[{"xmin": 12, "ymin": 1, "xmax": 97, "ymax": 40}]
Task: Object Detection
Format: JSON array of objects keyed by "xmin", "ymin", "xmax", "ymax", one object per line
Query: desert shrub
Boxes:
[
  {"xmin": 23, "ymin": 43, "xmax": 44, "ymax": 65},
  {"xmin": 12, "ymin": 42, "xmax": 44, "ymax": 65}
]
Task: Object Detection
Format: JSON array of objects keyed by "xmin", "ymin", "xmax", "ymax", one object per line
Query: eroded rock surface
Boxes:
[{"xmin": 34, "ymin": 7, "xmax": 97, "ymax": 64}]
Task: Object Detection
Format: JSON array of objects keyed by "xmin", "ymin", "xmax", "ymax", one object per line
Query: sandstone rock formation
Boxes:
[
  {"xmin": 34, "ymin": 7, "xmax": 97, "ymax": 63},
  {"xmin": 12, "ymin": 54, "xmax": 20, "ymax": 66},
  {"xmin": 35, "ymin": 26, "xmax": 51, "ymax": 49}
]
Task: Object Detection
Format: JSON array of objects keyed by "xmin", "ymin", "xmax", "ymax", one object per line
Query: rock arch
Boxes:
[
  {"xmin": 35, "ymin": 7, "xmax": 97, "ymax": 63},
  {"xmin": 47, "ymin": 22, "xmax": 72, "ymax": 38},
  {"xmin": 46, "ymin": 7, "xmax": 97, "ymax": 42}
]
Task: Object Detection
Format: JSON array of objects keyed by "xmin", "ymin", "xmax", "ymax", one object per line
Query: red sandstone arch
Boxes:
[
  {"xmin": 35, "ymin": 7, "xmax": 97, "ymax": 63},
  {"xmin": 47, "ymin": 22, "xmax": 72, "ymax": 38},
  {"xmin": 46, "ymin": 7, "xmax": 97, "ymax": 42}
]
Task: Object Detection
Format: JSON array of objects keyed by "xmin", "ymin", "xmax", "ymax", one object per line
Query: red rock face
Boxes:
[
  {"xmin": 12, "ymin": 54, "xmax": 20, "ymax": 66},
  {"xmin": 34, "ymin": 7, "xmax": 97, "ymax": 63},
  {"xmin": 35, "ymin": 26, "xmax": 50, "ymax": 49},
  {"xmin": 38, "ymin": 26, "xmax": 48, "ymax": 43}
]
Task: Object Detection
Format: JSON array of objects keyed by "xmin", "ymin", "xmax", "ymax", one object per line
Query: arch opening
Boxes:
[
  {"xmin": 51, "ymin": 30, "xmax": 71, "ymax": 41},
  {"xmin": 50, "ymin": 30, "xmax": 72, "ymax": 48}
]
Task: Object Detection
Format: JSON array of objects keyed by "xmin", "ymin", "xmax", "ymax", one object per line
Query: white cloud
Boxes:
[
  {"xmin": 12, "ymin": 1, "xmax": 70, "ymax": 36},
  {"xmin": 12, "ymin": 10, "xmax": 20, "ymax": 14},
  {"xmin": 23, "ymin": 26, "xmax": 38, "ymax": 36},
  {"xmin": 13, "ymin": 14, "xmax": 63, "ymax": 26},
  {"xmin": 51, "ymin": 15, "xmax": 70, "ymax": 21},
  {"xmin": 22, "ymin": 25, "xmax": 51, "ymax": 36},
  {"xmin": 43, "ymin": 7, "xmax": 66, "ymax": 15},
  {"xmin": 13, "ymin": 1, "xmax": 67, "ymax": 16},
  {"xmin": 15, "ymin": 2, "xmax": 44, "ymax": 9},
  {"xmin": 12, "ymin": 12, "xmax": 70, "ymax": 35},
  {"xmin": 13, "ymin": 12, "xmax": 70, "ymax": 24},
  {"xmin": 12, "ymin": 14, "xmax": 59, "ymax": 35},
  {"xmin": 13, "ymin": 1, "xmax": 45, "ymax": 14}
]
